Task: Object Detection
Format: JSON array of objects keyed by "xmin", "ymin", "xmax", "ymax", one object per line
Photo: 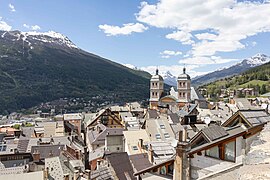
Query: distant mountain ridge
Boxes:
[
  {"xmin": 0, "ymin": 30, "xmax": 151, "ymax": 114},
  {"xmin": 162, "ymin": 71, "xmax": 177, "ymax": 87},
  {"xmin": 192, "ymin": 53, "xmax": 270, "ymax": 87}
]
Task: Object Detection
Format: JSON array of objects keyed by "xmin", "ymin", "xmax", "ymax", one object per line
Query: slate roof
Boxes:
[
  {"xmin": 189, "ymin": 125, "xmax": 247, "ymax": 155},
  {"xmin": 178, "ymin": 104, "xmax": 197, "ymax": 117},
  {"xmin": 17, "ymin": 139, "xmax": 30, "ymax": 153},
  {"xmin": 191, "ymin": 87, "xmax": 205, "ymax": 101},
  {"xmin": 129, "ymin": 153, "xmax": 152, "ymax": 172},
  {"xmin": 91, "ymin": 166, "xmax": 114, "ymax": 180},
  {"xmin": 168, "ymin": 113, "xmax": 180, "ymax": 124},
  {"xmin": 106, "ymin": 152, "xmax": 136, "ymax": 180},
  {"xmin": 31, "ymin": 144, "xmax": 65, "ymax": 159},
  {"xmin": 21, "ymin": 127, "xmax": 35, "ymax": 138},
  {"xmin": 241, "ymin": 110, "xmax": 270, "ymax": 126},
  {"xmin": 234, "ymin": 98, "xmax": 260, "ymax": 110},
  {"xmin": 147, "ymin": 141, "xmax": 175, "ymax": 164},
  {"xmin": 201, "ymin": 125, "xmax": 229, "ymax": 141},
  {"xmin": 148, "ymin": 110, "xmax": 159, "ymax": 119}
]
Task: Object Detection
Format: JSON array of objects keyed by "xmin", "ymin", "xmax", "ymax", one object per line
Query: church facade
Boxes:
[{"xmin": 149, "ymin": 68, "xmax": 191, "ymax": 110}]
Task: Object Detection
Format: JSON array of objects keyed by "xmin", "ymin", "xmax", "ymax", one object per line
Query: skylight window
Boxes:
[
  {"xmin": 164, "ymin": 133, "xmax": 170, "ymax": 139},
  {"xmin": 160, "ymin": 124, "xmax": 165, "ymax": 129},
  {"xmin": 132, "ymin": 146, "xmax": 138, "ymax": 150},
  {"xmin": 156, "ymin": 134, "xmax": 161, "ymax": 140}
]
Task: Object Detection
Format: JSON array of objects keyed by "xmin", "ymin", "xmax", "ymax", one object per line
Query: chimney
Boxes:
[
  {"xmin": 75, "ymin": 150, "xmax": 80, "ymax": 159},
  {"xmin": 33, "ymin": 149, "xmax": 40, "ymax": 161},
  {"xmin": 139, "ymin": 139, "xmax": 143, "ymax": 149},
  {"xmin": 97, "ymin": 159, "xmax": 101, "ymax": 170},
  {"xmin": 148, "ymin": 144, "xmax": 154, "ymax": 164},
  {"xmin": 174, "ymin": 130, "xmax": 190, "ymax": 180},
  {"xmin": 63, "ymin": 173, "xmax": 69, "ymax": 180},
  {"xmin": 73, "ymin": 170, "xmax": 79, "ymax": 180},
  {"xmin": 44, "ymin": 167, "xmax": 49, "ymax": 180},
  {"xmin": 85, "ymin": 169, "xmax": 91, "ymax": 180},
  {"xmin": 183, "ymin": 126, "xmax": 188, "ymax": 142},
  {"xmin": 178, "ymin": 131, "xmax": 183, "ymax": 142}
]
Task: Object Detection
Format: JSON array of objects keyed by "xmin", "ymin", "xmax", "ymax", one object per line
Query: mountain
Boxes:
[
  {"xmin": 192, "ymin": 53, "xmax": 270, "ymax": 87},
  {"xmin": 202, "ymin": 61, "xmax": 270, "ymax": 98},
  {"xmin": 162, "ymin": 71, "xmax": 177, "ymax": 87},
  {"xmin": 0, "ymin": 30, "xmax": 151, "ymax": 114}
]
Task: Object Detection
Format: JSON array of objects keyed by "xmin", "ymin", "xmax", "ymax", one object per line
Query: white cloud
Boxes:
[
  {"xmin": 166, "ymin": 31, "xmax": 194, "ymax": 45},
  {"xmin": 0, "ymin": 17, "xmax": 12, "ymax": 31},
  {"xmin": 161, "ymin": 50, "xmax": 182, "ymax": 56},
  {"xmin": 195, "ymin": 33, "xmax": 218, "ymax": 40},
  {"xmin": 99, "ymin": 23, "xmax": 148, "ymax": 36},
  {"xmin": 140, "ymin": 64, "xmax": 207, "ymax": 78},
  {"xmin": 136, "ymin": 0, "xmax": 270, "ymax": 57},
  {"xmin": 23, "ymin": 24, "xmax": 41, "ymax": 30},
  {"xmin": 160, "ymin": 50, "xmax": 182, "ymax": 58},
  {"xmin": 23, "ymin": 24, "xmax": 30, "ymax": 28},
  {"xmin": 9, "ymin": 4, "xmax": 16, "ymax": 12},
  {"xmin": 179, "ymin": 56, "xmax": 239, "ymax": 65}
]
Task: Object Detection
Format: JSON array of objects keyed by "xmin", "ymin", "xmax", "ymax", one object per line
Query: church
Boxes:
[{"xmin": 149, "ymin": 68, "xmax": 206, "ymax": 110}]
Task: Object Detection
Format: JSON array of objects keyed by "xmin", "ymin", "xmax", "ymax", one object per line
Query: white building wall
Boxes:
[{"xmin": 105, "ymin": 136, "xmax": 124, "ymax": 153}]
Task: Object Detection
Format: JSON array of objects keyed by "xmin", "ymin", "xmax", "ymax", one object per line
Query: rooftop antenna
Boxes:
[{"xmin": 183, "ymin": 64, "xmax": 186, "ymax": 74}]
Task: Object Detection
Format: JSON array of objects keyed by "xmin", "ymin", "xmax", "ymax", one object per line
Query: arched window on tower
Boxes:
[
  {"xmin": 183, "ymin": 92, "xmax": 186, "ymax": 97},
  {"xmin": 179, "ymin": 82, "xmax": 182, "ymax": 87},
  {"xmin": 179, "ymin": 92, "xmax": 182, "ymax": 97},
  {"xmin": 183, "ymin": 82, "xmax": 186, "ymax": 87}
]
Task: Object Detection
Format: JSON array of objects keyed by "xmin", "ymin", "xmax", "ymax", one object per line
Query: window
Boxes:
[
  {"xmin": 205, "ymin": 146, "xmax": 219, "ymax": 159},
  {"xmin": 155, "ymin": 134, "xmax": 161, "ymax": 140},
  {"xmin": 160, "ymin": 124, "xmax": 165, "ymax": 129},
  {"xmin": 164, "ymin": 133, "xmax": 170, "ymax": 139},
  {"xmin": 132, "ymin": 146, "xmax": 138, "ymax": 151},
  {"xmin": 224, "ymin": 141, "xmax": 235, "ymax": 161}
]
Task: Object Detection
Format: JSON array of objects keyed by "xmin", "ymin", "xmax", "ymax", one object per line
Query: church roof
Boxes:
[
  {"xmin": 178, "ymin": 67, "xmax": 190, "ymax": 80},
  {"xmin": 151, "ymin": 69, "xmax": 163, "ymax": 81}
]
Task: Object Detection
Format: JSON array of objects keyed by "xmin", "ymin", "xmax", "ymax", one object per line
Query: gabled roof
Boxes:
[
  {"xmin": 190, "ymin": 125, "xmax": 229, "ymax": 145},
  {"xmin": 31, "ymin": 144, "xmax": 65, "ymax": 159},
  {"xmin": 129, "ymin": 153, "xmax": 153, "ymax": 172},
  {"xmin": 86, "ymin": 108, "xmax": 123, "ymax": 127},
  {"xmin": 222, "ymin": 109, "xmax": 270, "ymax": 128},
  {"xmin": 91, "ymin": 166, "xmax": 114, "ymax": 180},
  {"xmin": 201, "ymin": 125, "xmax": 228, "ymax": 141},
  {"xmin": 106, "ymin": 152, "xmax": 136, "ymax": 180}
]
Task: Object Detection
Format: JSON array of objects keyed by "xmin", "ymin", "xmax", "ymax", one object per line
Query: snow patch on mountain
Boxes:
[
  {"xmin": 21, "ymin": 31, "xmax": 78, "ymax": 49},
  {"xmin": 162, "ymin": 71, "xmax": 177, "ymax": 87},
  {"xmin": 246, "ymin": 53, "xmax": 270, "ymax": 66}
]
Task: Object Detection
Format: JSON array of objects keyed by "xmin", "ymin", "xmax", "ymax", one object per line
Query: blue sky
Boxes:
[{"xmin": 1, "ymin": 0, "xmax": 270, "ymax": 77}]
